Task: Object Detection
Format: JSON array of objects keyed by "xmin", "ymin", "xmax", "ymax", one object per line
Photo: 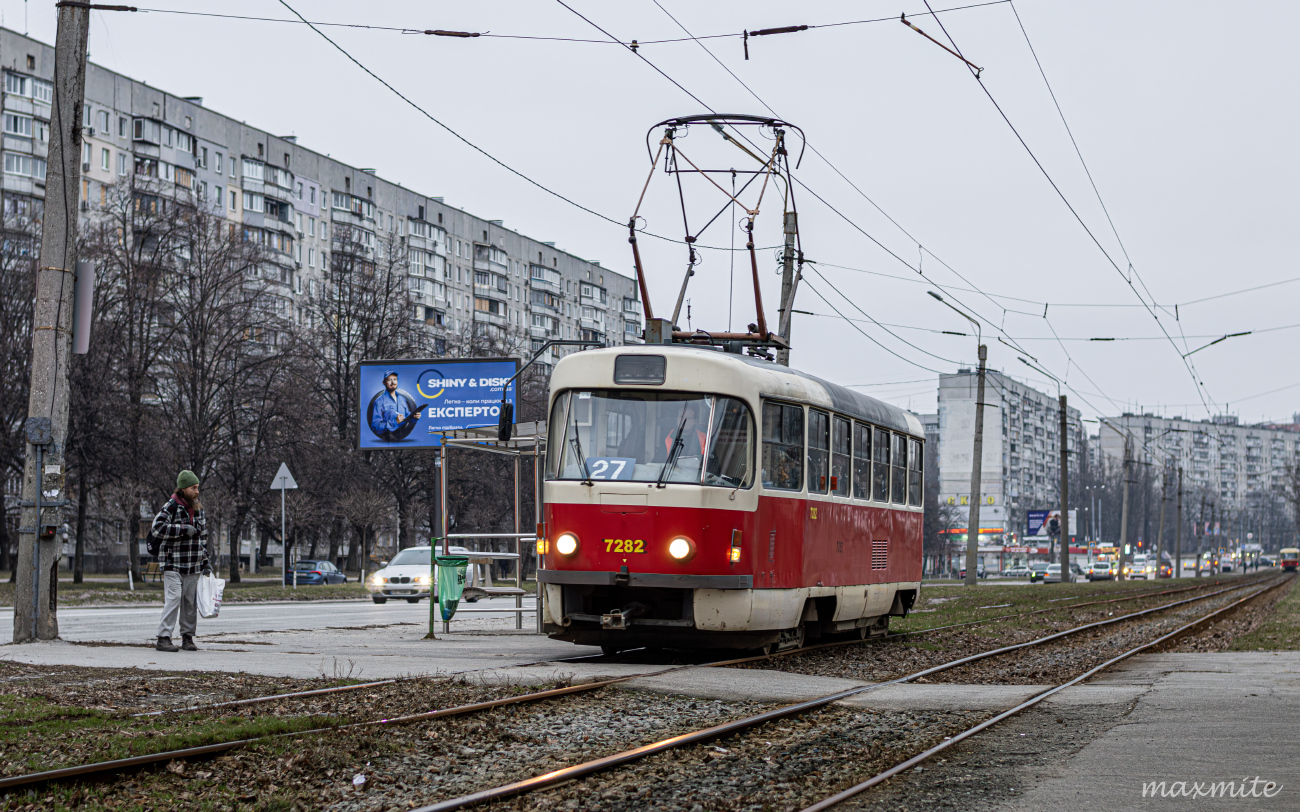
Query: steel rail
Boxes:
[
  {"xmin": 406, "ymin": 576, "xmax": 1281, "ymax": 812},
  {"xmin": 130, "ymin": 645, "xmax": 610, "ymax": 718},
  {"xmin": 4, "ymin": 576, "xmax": 1272, "ymax": 793},
  {"xmin": 801, "ymin": 574, "xmax": 1293, "ymax": 811},
  {"xmin": 130, "ymin": 574, "xmax": 1255, "ymax": 719}
]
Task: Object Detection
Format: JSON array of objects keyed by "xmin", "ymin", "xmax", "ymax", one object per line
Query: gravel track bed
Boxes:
[
  {"xmin": 476, "ymin": 704, "xmax": 990, "ymax": 812},
  {"xmin": 727, "ymin": 585, "xmax": 1256, "ymax": 685},
  {"xmin": 1165, "ymin": 576, "xmax": 1294, "ymax": 653},
  {"xmin": 322, "ymin": 690, "xmax": 771, "ymax": 812},
  {"xmin": 920, "ymin": 581, "xmax": 1272, "ymax": 685}
]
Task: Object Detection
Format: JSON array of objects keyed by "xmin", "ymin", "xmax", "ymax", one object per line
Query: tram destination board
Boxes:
[{"xmin": 358, "ymin": 357, "xmax": 520, "ymax": 449}]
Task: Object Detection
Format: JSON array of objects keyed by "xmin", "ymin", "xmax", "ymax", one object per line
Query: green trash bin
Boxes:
[{"xmin": 435, "ymin": 555, "xmax": 469, "ymax": 622}]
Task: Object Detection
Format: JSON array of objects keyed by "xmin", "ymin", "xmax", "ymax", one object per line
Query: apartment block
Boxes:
[
  {"xmin": 1099, "ymin": 413, "xmax": 1300, "ymax": 509},
  {"xmin": 0, "ymin": 27, "xmax": 641, "ymax": 365},
  {"xmin": 937, "ymin": 369, "xmax": 1083, "ymax": 542}
]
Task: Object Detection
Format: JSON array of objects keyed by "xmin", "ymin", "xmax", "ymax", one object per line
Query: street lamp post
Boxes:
[{"xmin": 928, "ymin": 292, "xmax": 985, "ymax": 588}]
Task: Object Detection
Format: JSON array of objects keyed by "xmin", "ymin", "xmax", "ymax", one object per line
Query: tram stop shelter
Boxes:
[{"xmin": 434, "ymin": 420, "xmax": 547, "ymax": 636}]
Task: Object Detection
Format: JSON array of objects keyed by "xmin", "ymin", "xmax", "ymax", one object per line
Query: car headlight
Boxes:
[
  {"xmin": 555, "ymin": 533, "xmax": 578, "ymax": 556},
  {"xmin": 667, "ymin": 536, "xmax": 695, "ymax": 561},
  {"xmin": 413, "ymin": 575, "xmax": 428, "ymax": 585}
]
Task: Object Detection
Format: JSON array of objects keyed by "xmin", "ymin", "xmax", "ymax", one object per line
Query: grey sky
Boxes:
[{"xmin": 11, "ymin": 0, "xmax": 1296, "ymax": 424}]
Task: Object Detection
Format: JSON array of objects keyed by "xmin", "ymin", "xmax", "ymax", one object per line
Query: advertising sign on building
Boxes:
[
  {"xmin": 1027, "ymin": 509, "xmax": 1079, "ymax": 537},
  {"xmin": 358, "ymin": 358, "xmax": 520, "ymax": 450}
]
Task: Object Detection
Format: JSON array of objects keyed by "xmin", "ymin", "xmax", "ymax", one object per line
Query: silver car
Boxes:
[{"xmin": 365, "ymin": 545, "xmax": 472, "ymax": 604}]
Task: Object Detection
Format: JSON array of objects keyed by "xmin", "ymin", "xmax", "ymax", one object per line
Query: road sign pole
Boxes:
[{"xmin": 281, "ymin": 482, "xmax": 287, "ymax": 589}]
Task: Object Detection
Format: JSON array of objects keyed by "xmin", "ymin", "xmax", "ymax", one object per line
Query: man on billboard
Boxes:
[{"xmin": 369, "ymin": 371, "xmax": 422, "ymax": 442}]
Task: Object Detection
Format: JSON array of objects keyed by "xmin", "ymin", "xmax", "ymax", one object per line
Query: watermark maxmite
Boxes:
[{"xmin": 1143, "ymin": 778, "xmax": 1283, "ymax": 799}]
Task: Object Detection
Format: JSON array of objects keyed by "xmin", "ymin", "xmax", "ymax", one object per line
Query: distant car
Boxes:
[
  {"xmin": 959, "ymin": 563, "xmax": 988, "ymax": 579},
  {"xmin": 1000, "ymin": 565, "xmax": 1033, "ymax": 579},
  {"xmin": 284, "ymin": 560, "xmax": 347, "ymax": 586},
  {"xmin": 1158, "ymin": 563, "xmax": 1173, "ymax": 578},
  {"xmin": 1086, "ymin": 562, "xmax": 1114, "ymax": 581},
  {"xmin": 1043, "ymin": 563, "xmax": 1066, "ymax": 583},
  {"xmin": 1028, "ymin": 562, "xmax": 1050, "ymax": 582},
  {"xmin": 1127, "ymin": 557, "xmax": 1157, "ymax": 580},
  {"xmin": 1258, "ymin": 557, "xmax": 1275, "ymax": 568},
  {"xmin": 1070, "ymin": 563, "xmax": 1086, "ymax": 577}
]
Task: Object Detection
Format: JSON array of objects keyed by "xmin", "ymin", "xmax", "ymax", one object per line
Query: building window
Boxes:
[
  {"xmin": 100, "ymin": 147, "xmax": 109, "ymax": 171},
  {"xmin": 3, "ymin": 153, "xmax": 46, "ymax": 179},
  {"xmin": 3, "ymin": 114, "xmax": 32, "ymax": 137},
  {"xmin": 229, "ymin": 189, "xmax": 237, "ymax": 211},
  {"xmin": 97, "ymin": 110, "xmax": 109, "ymax": 133},
  {"xmin": 4, "ymin": 73, "xmax": 26, "ymax": 96},
  {"xmin": 215, "ymin": 152, "xmax": 222, "ymax": 174},
  {"xmin": 118, "ymin": 116, "xmax": 127, "ymax": 138},
  {"xmin": 118, "ymin": 153, "xmax": 128, "ymax": 176}
]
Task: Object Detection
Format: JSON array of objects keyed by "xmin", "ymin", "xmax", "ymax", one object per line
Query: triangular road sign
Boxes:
[{"xmin": 270, "ymin": 462, "xmax": 298, "ymax": 490}]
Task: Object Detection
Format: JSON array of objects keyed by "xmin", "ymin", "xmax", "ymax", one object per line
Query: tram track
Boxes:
[
  {"xmin": 399, "ymin": 574, "xmax": 1284, "ymax": 811},
  {"xmin": 0, "ymin": 575, "xmax": 1276, "ymax": 797},
  {"xmin": 123, "ymin": 574, "xmax": 1254, "ymax": 721},
  {"xmin": 800, "ymin": 573, "xmax": 1294, "ymax": 811}
]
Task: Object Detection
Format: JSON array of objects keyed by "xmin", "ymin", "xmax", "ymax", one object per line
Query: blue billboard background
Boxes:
[{"xmin": 358, "ymin": 358, "xmax": 520, "ymax": 449}]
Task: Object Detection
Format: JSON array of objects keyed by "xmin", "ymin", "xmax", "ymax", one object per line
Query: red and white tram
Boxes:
[{"xmin": 538, "ymin": 344, "xmax": 925, "ymax": 652}]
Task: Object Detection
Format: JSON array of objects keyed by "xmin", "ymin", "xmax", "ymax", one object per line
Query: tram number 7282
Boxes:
[{"xmin": 604, "ymin": 539, "xmax": 647, "ymax": 554}]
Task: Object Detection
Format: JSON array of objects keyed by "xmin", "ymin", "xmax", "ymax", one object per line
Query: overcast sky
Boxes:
[{"xmin": 10, "ymin": 0, "xmax": 1297, "ymax": 427}]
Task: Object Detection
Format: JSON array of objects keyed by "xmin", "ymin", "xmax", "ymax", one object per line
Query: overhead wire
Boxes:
[
  {"xmin": 917, "ymin": 0, "xmax": 1219, "ymax": 418},
  {"xmin": 133, "ymin": 1, "xmax": 1013, "ymax": 45},
  {"xmin": 272, "ymin": 0, "xmax": 767, "ymax": 253}
]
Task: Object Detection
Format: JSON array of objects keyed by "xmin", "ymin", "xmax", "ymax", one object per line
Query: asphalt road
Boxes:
[{"xmin": 0, "ymin": 595, "xmax": 537, "ymax": 645}]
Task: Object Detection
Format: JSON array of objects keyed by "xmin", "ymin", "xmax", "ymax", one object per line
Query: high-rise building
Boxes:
[
  {"xmin": 0, "ymin": 27, "xmax": 641, "ymax": 364},
  {"xmin": 1099, "ymin": 413, "xmax": 1300, "ymax": 510},
  {"xmin": 938, "ymin": 369, "xmax": 1083, "ymax": 543}
]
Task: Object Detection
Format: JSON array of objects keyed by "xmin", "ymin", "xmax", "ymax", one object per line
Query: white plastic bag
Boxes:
[{"xmin": 197, "ymin": 573, "xmax": 225, "ymax": 618}]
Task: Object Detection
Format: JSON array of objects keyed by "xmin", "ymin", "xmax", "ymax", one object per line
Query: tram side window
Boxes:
[
  {"xmin": 762, "ymin": 402, "xmax": 804, "ymax": 491},
  {"xmin": 545, "ymin": 391, "xmax": 571, "ymax": 478},
  {"xmin": 852, "ymin": 422, "xmax": 872, "ymax": 500},
  {"xmin": 892, "ymin": 433, "xmax": 908, "ymax": 503},
  {"xmin": 908, "ymin": 438, "xmax": 923, "ymax": 507},
  {"xmin": 872, "ymin": 427, "xmax": 890, "ymax": 501},
  {"xmin": 831, "ymin": 416, "xmax": 851, "ymax": 497},
  {"xmin": 808, "ymin": 409, "xmax": 830, "ymax": 494}
]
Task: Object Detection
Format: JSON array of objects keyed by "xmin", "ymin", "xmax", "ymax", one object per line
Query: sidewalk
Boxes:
[{"xmin": 998, "ymin": 652, "xmax": 1300, "ymax": 810}]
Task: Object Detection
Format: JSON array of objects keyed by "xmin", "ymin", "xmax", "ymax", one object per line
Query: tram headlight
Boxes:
[
  {"xmin": 555, "ymin": 533, "xmax": 579, "ymax": 556},
  {"xmin": 668, "ymin": 536, "xmax": 696, "ymax": 562}
]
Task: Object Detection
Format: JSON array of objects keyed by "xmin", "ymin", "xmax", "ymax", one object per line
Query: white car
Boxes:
[{"xmin": 365, "ymin": 545, "xmax": 471, "ymax": 604}]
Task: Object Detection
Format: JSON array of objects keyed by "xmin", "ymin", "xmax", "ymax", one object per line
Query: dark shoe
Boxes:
[
  {"xmin": 156, "ymin": 636, "xmax": 179, "ymax": 652},
  {"xmin": 180, "ymin": 635, "xmax": 198, "ymax": 651}
]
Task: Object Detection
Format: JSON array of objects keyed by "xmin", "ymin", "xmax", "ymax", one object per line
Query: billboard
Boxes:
[
  {"xmin": 358, "ymin": 358, "xmax": 520, "ymax": 450},
  {"xmin": 1027, "ymin": 509, "xmax": 1079, "ymax": 538}
]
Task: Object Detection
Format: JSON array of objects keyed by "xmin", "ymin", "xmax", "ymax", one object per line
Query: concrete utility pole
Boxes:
[
  {"xmin": 1058, "ymin": 395, "xmax": 1070, "ymax": 577},
  {"xmin": 1117, "ymin": 436, "xmax": 1132, "ymax": 581},
  {"xmin": 1175, "ymin": 466, "xmax": 1183, "ymax": 579},
  {"xmin": 1155, "ymin": 466, "xmax": 1167, "ymax": 574},
  {"xmin": 14, "ymin": 5, "xmax": 91, "ymax": 643},
  {"xmin": 775, "ymin": 211, "xmax": 798, "ymax": 367},
  {"xmin": 964, "ymin": 345, "xmax": 988, "ymax": 587}
]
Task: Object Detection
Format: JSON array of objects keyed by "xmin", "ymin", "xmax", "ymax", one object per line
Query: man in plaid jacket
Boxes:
[{"xmin": 152, "ymin": 470, "xmax": 211, "ymax": 652}]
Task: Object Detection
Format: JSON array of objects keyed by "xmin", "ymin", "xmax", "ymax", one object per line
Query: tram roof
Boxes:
[{"xmin": 553, "ymin": 345, "xmax": 923, "ymax": 438}]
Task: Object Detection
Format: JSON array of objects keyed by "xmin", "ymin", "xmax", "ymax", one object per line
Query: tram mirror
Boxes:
[
  {"xmin": 497, "ymin": 401, "xmax": 514, "ymax": 442},
  {"xmin": 614, "ymin": 354, "xmax": 666, "ymax": 385}
]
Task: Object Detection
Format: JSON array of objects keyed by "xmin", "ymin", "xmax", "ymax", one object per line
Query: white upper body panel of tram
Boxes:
[{"xmin": 548, "ymin": 344, "xmax": 924, "ymax": 440}]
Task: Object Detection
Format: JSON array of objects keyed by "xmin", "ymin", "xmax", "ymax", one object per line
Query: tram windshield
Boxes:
[{"xmin": 548, "ymin": 390, "xmax": 754, "ymax": 487}]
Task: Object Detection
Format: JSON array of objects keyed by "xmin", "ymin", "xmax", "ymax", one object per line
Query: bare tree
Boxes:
[{"xmin": 0, "ymin": 197, "xmax": 39, "ymax": 578}]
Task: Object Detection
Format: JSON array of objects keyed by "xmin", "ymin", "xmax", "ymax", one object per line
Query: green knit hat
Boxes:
[{"xmin": 176, "ymin": 470, "xmax": 200, "ymax": 491}]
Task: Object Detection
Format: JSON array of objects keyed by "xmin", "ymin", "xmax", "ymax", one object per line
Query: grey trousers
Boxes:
[{"xmin": 157, "ymin": 571, "xmax": 199, "ymax": 638}]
